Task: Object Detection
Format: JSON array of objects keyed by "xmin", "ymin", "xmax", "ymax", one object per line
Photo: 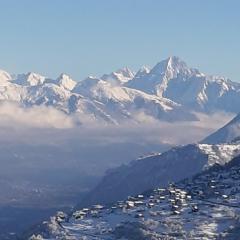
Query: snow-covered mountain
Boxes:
[
  {"xmin": 14, "ymin": 72, "xmax": 46, "ymax": 86},
  {"xmin": 127, "ymin": 56, "xmax": 201, "ymax": 97},
  {"xmin": 127, "ymin": 56, "xmax": 240, "ymax": 113},
  {"xmin": 202, "ymin": 113, "xmax": 240, "ymax": 144},
  {"xmin": 101, "ymin": 67, "xmax": 135, "ymax": 86},
  {"xmin": 28, "ymin": 153, "xmax": 240, "ymax": 240},
  {"xmin": 0, "ymin": 69, "xmax": 198, "ymax": 124},
  {"xmin": 55, "ymin": 73, "xmax": 77, "ymax": 91},
  {"xmin": 73, "ymin": 76, "xmax": 196, "ymax": 122},
  {"xmin": 0, "ymin": 56, "xmax": 239, "ymax": 125},
  {"xmin": 0, "ymin": 69, "xmax": 12, "ymax": 84},
  {"xmin": 79, "ymin": 142, "xmax": 240, "ymax": 206}
]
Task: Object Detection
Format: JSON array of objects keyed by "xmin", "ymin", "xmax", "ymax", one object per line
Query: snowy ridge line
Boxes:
[{"xmin": 0, "ymin": 56, "xmax": 240, "ymax": 125}]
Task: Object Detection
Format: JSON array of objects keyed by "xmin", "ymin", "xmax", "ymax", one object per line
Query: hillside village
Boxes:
[{"xmin": 29, "ymin": 156, "xmax": 240, "ymax": 240}]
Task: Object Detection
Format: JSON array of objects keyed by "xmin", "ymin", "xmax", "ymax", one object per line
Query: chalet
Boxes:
[
  {"xmin": 191, "ymin": 205, "xmax": 198, "ymax": 212},
  {"xmin": 137, "ymin": 194, "xmax": 144, "ymax": 199},
  {"xmin": 134, "ymin": 213, "xmax": 144, "ymax": 218},
  {"xmin": 147, "ymin": 203, "xmax": 155, "ymax": 208},
  {"xmin": 93, "ymin": 204, "xmax": 104, "ymax": 210},
  {"xmin": 173, "ymin": 210, "xmax": 181, "ymax": 215},
  {"xmin": 126, "ymin": 201, "xmax": 135, "ymax": 208},
  {"xmin": 74, "ymin": 211, "xmax": 87, "ymax": 220},
  {"xmin": 55, "ymin": 211, "xmax": 67, "ymax": 222}
]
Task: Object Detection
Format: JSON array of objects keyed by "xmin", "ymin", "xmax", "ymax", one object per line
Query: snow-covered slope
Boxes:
[
  {"xmin": 80, "ymin": 143, "xmax": 240, "ymax": 206},
  {"xmin": 127, "ymin": 56, "xmax": 240, "ymax": 113},
  {"xmin": 55, "ymin": 73, "xmax": 77, "ymax": 91},
  {"xmin": 202, "ymin": 113, "xmax": 240, "ymax": 144},
  {"xmin": 24, "ymin": 83, "xmax": 117, "ymax": 124},
  {"xmin": 73, "ymin": 76, "xmax": 197, "ymax": 122},
  {"xmin": 0, "ymin": 72, "xmax": 117, "ymax": 124},
  {"xmin": 28, "ymin": 153, "xmax": 240, "ymax": 240}
]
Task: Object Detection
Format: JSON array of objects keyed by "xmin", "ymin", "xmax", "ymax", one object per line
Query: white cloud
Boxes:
[
  {"xmin": 0, "ymin": 102, "xmax": 75, "ymax": 129},
  {"xmin": 0, "ymin": 102, "xmax": 234, "ymax": 146}
]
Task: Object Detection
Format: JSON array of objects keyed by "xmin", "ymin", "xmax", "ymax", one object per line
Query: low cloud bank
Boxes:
[
  {"xmin": 0, "ymin": 102, "xmax": 75, "ymax": 129},
  {"xmin": 0, "ymin": 102, "xmax": 234, "ymax": 146}
]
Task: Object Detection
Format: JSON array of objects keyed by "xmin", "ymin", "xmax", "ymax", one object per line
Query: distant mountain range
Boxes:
[{"xmin": 0, "ymin": 56, "xmax": 239, "ymax": 124}]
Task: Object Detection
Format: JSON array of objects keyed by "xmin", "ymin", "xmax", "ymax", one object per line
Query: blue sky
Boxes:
[{"xmin": 0, "ymin": 0, "xmax": 239, "ymax": 81}]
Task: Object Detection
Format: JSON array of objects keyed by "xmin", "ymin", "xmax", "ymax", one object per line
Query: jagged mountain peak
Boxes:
[
  {"xmin": 57, "ymin": 73, "xmax": 71, "ymax": 79},
  {"xmin": 127, "ymin": 56, "xmax": 201, "ymax": 97},
  {"xmin": 127, "ymin": 56, "xmax": 202, "ymax": 95},
  {"xmin": 56, "ymin": 73, "xmax": 76, "ymax": 91},
  {"xmin": 0, "ymin": 69, "xmax": 12, "ymax": 82},
  {"xmin": 14, "ymin": 72, "xmax": 46, "ymax": 86},
  {"xmin": 101, "ymin": 67, "xmax": 135, "ymax": 85},
  {"xmin": 152, "ymin": 56, "xmax": 185, "ymax": 71},
  {"xmin": 115, "ymin": 66, "xmax": 135, "ymax": 78},
  {"xmin": 133, "ymin": 65, "xmax": 151, "ymax": 79},
  {"xmin": 126, "ymin": 56, "xmax": 240, "ymax": 113},
  {"xmin": 151, "ymin": 56, "xmax": 200, "ymax": 78}
]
